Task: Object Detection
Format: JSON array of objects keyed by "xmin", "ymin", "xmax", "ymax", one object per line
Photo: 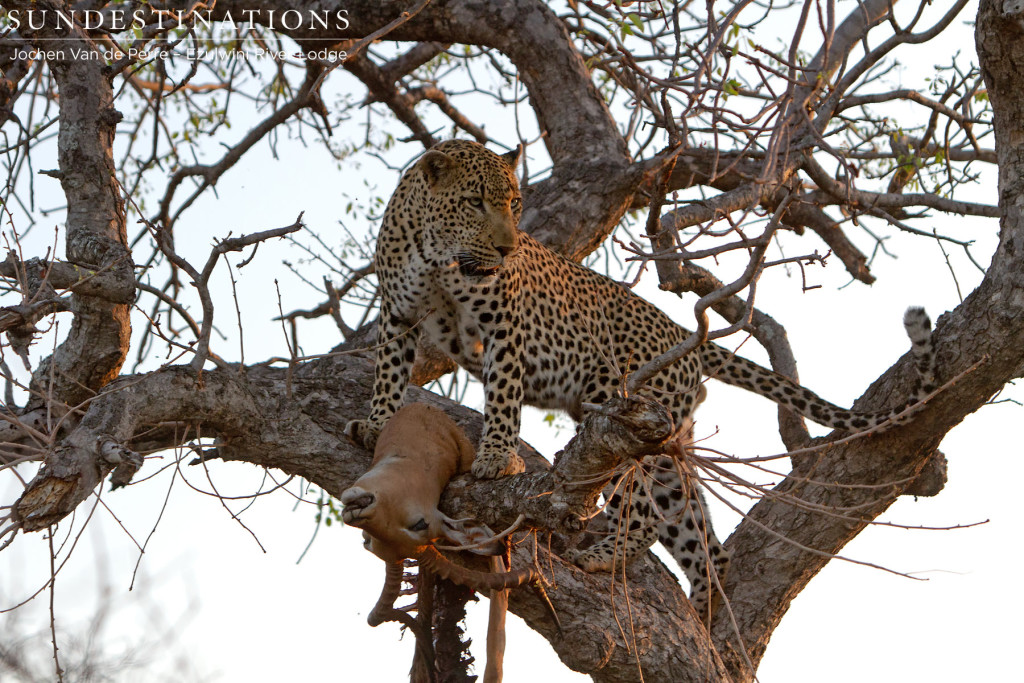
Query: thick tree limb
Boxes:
[
  {"xmin": 0, "ymin": 255, "xmax": 137, "ymax": 305},
  {"xmin": 9, "ymin": 352, "xmax": 728, "ymax": 681},
  {"xmin": 708, "ymin": 9, "xmax": 1024, "ymax": 676},
  {"xmin": 7, "ymin": 2, "xmax": 134, "ymax": 408}
]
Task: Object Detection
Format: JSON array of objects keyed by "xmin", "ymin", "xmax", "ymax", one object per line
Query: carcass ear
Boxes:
[
  {"xmin": 439, "ymin": 513, "xmax": 502, "ymax": 556},
  {"xmin": 501, "ymin": 144, "xmax": 522, "ymax": 170},
  {"xmin": 417, "ymin": 150, "xmax": 459, "ymax": 190}
]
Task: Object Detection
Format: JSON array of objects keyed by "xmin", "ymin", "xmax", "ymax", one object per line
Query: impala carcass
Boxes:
[{"xmin": 341, "ymin": 402, "xmax": 538, "ymax": 683}]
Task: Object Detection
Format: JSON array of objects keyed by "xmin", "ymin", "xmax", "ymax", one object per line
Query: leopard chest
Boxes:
[
  {"xmin": 383, "ymin": 264, "xmax": 502, "ymax": 379},
  {"xmin": 421, "ymin": 293, "xmax": 492, "ymax": 377}
]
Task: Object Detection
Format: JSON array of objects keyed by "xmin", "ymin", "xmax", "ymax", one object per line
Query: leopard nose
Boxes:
[{"xmin": 496, "ymin": 244, "xmax": 514, "ymax": 257}]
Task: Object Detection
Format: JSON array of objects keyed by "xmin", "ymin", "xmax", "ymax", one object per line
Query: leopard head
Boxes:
[{"xmin": 413, "ymin": 140, "xmax": 523, "ymax": 278}]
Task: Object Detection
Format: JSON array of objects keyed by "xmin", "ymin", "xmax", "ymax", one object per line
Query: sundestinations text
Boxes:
[{"xmin": 4, "ymin": 9, "xmax": 351, "ymax": 33}]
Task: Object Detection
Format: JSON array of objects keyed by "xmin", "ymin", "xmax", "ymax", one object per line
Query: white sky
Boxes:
[{"xmin": 2, "ymin": 1, "xmax": 1020, "ymax": 681}]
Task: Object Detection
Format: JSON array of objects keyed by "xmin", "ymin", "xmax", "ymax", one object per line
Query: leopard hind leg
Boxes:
[
  {"xmin": 570, "ymin": 469, "xmax": 659, "ymax": 572},
  {"xmin": 651, "ymin": 457, "xmax": 730, "ymax": 625}
]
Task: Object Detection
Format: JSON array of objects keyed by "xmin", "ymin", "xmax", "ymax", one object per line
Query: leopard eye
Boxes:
[
  {"xmin": 409, "ymin": 518, "xmax": 429, "ymax": 532},
  {"xmin": 510, "ymin": 197, "xmax": 522, "ymax": 210},
  {"xmin": 466, "ymin": 196, "xmax": 484, "ymax": 208}
]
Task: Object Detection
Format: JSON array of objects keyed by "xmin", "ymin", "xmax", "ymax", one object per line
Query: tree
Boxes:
[{"xmin": 0, "ymin": 1, "xmax": 1019, "ymax": 680}]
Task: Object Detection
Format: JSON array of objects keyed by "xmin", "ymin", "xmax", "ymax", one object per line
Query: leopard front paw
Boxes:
[
  {"xmin": 344, "ymin": 419, "xmax": 381, "ymax": 451},
  {"xmin": 471, "ymin": 449, "xmax": 525, "ymax": 479}
]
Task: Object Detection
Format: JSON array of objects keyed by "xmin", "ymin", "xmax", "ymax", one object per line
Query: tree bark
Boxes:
[
  {"xmin": 13, "ymin": 352, "xmax": 730, "ymax": 681},
  {"xmin": 8, "ymin": 1, "xmax": 133, "ymax": 409}
]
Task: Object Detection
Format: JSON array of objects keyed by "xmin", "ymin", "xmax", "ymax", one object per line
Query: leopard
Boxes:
[{"xmin": 345, "ymin": 139, "xmax": 938, "ymax": 623}]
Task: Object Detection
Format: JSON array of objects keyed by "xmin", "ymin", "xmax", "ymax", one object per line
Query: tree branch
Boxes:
[
  {"xmin": 705, "ymin": 5, "xmax": 1024, "ymax": 666},
  {"xmin": 7, "ymin": 2, "xmax": 135, "ymax": 408},
  {"xmin": 8, "ymin": 352, "xmax": 730, "ymax": 681}
]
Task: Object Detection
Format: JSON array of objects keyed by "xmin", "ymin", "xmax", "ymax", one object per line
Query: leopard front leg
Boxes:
[
  {"xmin": 470, "ymin": 327, "xmax": 526, "ymax": 479},
  {"xmin": 344, "ymin": 299, "xmax": 418, "ymax": 450}
]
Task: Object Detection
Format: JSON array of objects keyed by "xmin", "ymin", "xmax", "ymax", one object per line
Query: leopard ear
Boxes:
[
  {"xmin": 501, "ymin": 144, "xmax": 522, "ymax": 170},
  {"xmin": 417, "ymin": 150, "xmax": 459, "ymax": 190}
]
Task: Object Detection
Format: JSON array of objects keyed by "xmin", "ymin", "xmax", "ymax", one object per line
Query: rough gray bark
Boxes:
[
  {"xmin": 13, "ymin": 354, "xmax": 726, "ymax": 682},
  {"xmin": 6, "ymin": 0, "xmax": 134, "ymax": 409}
]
